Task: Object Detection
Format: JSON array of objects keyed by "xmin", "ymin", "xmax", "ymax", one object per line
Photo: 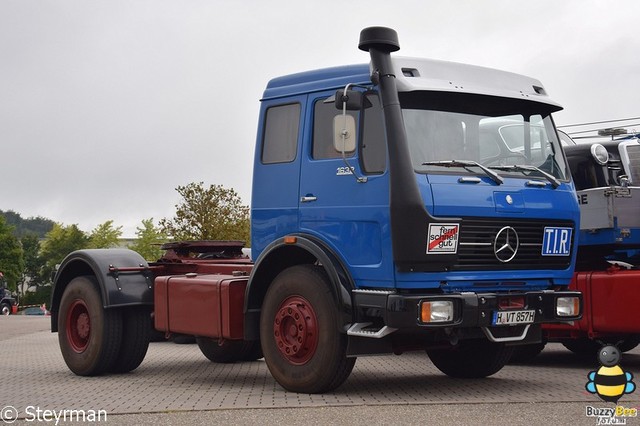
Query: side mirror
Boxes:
[
  {"xmin": 335, "ymin": 89, "xmax": 362, "ymax": 111},
  {"xmin": 333, "ymin": 115, "xmax": 356, "ymax": 153}
]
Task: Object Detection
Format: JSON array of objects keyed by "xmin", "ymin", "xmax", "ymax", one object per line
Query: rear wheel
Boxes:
[
  {"xmin": 260, "ymin": 265, "xmax": 355, "ymax": 393},
  {"xmin": 1, "ymin": 303, "xmax": 10, "ymax": 315},
  {"xmin": 618, "ymin": 336, "xmax": 640, "ymax": 353},
  {"xmin": 58, "ymin": 276, "xmax": 122, "ymax": 376},
  {"xmin": 427, "ymin": 339, "xmax": 514, "ymax": 378},
  {"xmin": 109, "ymin": 307, "xmax": 151, "ymax": 373},
  {"xmin": 562, "ymin": 338, "xmax": 600, "ymax": 356},
  {"xmin": 563, "ymin": 336, "xmax": 640, "ymax": 355},
  {"xmin": 196, "ymin": 338, "xmax": 262, "ymax": 363}
]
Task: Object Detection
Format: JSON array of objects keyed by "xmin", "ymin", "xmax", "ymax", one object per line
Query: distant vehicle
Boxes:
[
  {"xmin": 22, "ymin": 306, "xmax": 50, "ymax": 316},
  {"xmin": 0, "ymin": 272, "xmax": 18, "ymax": 315}
]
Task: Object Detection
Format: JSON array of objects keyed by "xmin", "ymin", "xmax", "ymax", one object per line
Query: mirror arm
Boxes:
[{"xmin": 340, "ymin": 83, "xmax": 368, "ymax": 183}]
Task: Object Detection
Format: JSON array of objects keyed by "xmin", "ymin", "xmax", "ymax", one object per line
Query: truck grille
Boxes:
[
  {"xmin": 453, "ymin": 218, "xmax": 574, "ymax": 271},
  {"xmin": 621, "ymin": 143, "xmax": 640, "ymax": 184}
]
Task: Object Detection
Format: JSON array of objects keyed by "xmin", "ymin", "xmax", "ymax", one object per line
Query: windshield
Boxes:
[{"xmin": 401, "ymin": 92, "xmax": 569, "ymax": 181}]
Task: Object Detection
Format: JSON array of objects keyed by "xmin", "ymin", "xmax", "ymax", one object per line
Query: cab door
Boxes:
[{"xmin": 298, "ymin": 92, "xmax": 394, "ymax": 288}]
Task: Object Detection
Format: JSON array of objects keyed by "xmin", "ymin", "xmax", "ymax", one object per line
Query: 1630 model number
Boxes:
[{"xmin": 336, "ymin": 166, "xmax": 354, "ymax": 176}]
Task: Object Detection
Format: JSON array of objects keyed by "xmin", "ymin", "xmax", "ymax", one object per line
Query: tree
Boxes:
[
  {"xmin": 159, "ymin": 182, "xmax": 250, "ymax": 243},
  {"xmin": 0, "ymin": 209, "xmax": 55, "ymax": 238},
  {"xmin": 0, "ymin": 216, "xmax": 24, "ymax": 291},
  {"xmin": 40, "ymin": 224, "xmax": 89, "ymax": 283},
  {"xmin": 88, "ymin": 220, "xmax": 123, "ymax": 249},
  {"xmin": 128, "ymin": 218, "xmax": 168, "ymax": 261},
  {"xmin": 19, "ymin": 233, "xmax": 46, "ymax": 295}
]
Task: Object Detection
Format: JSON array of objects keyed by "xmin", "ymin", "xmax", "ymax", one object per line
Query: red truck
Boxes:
[{"xmin": 516, "ymin": 132, "xmax": 640, "ymax": 359}]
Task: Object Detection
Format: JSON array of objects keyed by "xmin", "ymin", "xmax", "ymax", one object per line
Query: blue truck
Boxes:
[{"xmin": 50, "ymin": 27, "xmax": 582, "ymax": 393}]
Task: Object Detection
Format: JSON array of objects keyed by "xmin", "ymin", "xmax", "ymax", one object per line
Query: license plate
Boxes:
[{"xmin": 492, "ymin": 310, "xmax": 535, "ymax": 326}]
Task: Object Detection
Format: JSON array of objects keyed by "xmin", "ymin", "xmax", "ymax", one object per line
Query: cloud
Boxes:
[{"xmin": 1, "ymin": 0, "xmax": 638, "ymax": 236}]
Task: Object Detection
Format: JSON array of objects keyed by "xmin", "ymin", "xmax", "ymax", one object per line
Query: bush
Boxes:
[{"xmin": 20, "ymin": 286, "xmax": 52, "ymax": 308}]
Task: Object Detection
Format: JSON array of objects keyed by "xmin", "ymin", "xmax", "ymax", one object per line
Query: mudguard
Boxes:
[
  {"xmin": 243, "ymin": 235, "xmax": 354, "ymax": 340},
  {"xmin": 50, "ymin": 249, "xmax": 153, "ymax": 332}
]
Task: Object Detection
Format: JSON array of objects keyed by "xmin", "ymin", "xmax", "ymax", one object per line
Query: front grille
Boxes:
[
  {"xmin": 621, "ymin": 143, "xmax": 640, "ymax": 184},
  {"xmin": 454, "ymin": 218, "xmax": 574, "ymax": 271}
]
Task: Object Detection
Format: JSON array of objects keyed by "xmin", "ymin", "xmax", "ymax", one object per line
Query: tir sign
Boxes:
[{"xmin": 542, "ymin": 227, "xmax": 572, "ymax": 256}]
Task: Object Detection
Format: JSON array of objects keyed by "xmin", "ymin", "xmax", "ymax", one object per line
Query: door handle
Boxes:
[{"xmin": 300, "ymin": 196, "xmax": 317, "ymax": 203}]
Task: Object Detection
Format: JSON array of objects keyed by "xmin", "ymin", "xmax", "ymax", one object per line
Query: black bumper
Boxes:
[{"xmin": 353, "ymin": 289, "xmax": 583, "ymax": 330}]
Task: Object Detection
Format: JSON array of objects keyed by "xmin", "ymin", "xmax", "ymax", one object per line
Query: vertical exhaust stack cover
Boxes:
[{"xmin": 359, "ymin": 27, "xmax": 437, "ymax": 271}]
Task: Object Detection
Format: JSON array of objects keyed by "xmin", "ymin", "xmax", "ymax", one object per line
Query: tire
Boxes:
[
  {"xmin": 196, "ymin": 338, "xmax": 262, "ymax": 363},
  {"xmin": 109, "ymin": 307, "xmax": 151, "ymax": 373},
  {"xmin": 510, "ymin": 342, "xmax": 546, "ymax": 363},
  {"xmin": 618, "ymin": 336, "xmax": 640, "ymax": 353},
  {"xmin": 427, "ymin": 339, "xmax": 514, "ymax": 378},
  {"xmin": 172, "ymin": 334, "xmax": 196, "ymax": 344},
  {"xmin": 562, "ymin": 338, "xmax": 601, "ymax": 356},
  {"xmin": 260, "ymin": 265, "xmax": 355, "ymax": 393},
  {"xmin": 1, "ymin": 303, "xmax": 10, "ymax": 316},
  {"xmin": 240, "ymin": 340, "xmax": 263, "ymax": 361},
  {"xmin": 58, "ymin": 276, "xmax": 122, "ymax": 376}
]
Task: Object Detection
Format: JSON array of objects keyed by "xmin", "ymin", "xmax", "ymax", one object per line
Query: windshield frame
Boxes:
[{"xmin": 399, "ymin": 91, "xmax": 570, "ymax": 182}]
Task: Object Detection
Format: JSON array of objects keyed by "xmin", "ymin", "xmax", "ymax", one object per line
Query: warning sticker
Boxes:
[{"xmin": 427, "ymin": 223, "xmax": 460, "ymax": 254}]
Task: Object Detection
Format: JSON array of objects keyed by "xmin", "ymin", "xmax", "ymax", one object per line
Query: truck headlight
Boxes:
[
  {"xmin": 590, "ymin": 144, "xmax": 609, "ymax": 165},
  {"xmin": 556, "ymin": 296, "xmax": 580, "ymax": 317},
  {"xmin": 420, "ymin": 300, "xmax": 454, "ymax": 323}
]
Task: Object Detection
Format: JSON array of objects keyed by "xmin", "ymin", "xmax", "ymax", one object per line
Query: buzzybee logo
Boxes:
[{"xmin": 586, "ymin": 344, "xmax": 635, "ymax": 403}]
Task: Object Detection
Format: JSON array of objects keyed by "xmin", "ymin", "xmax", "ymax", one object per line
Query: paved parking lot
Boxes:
[{"xmin": 1, "ymin": 315, "xmax": 639, "ymax": 425}]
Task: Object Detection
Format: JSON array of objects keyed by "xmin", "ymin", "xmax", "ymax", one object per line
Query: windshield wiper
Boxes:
[
  {"xmin": 422, "ymin": 160, "xmax": 504, "ymax": 185},
  {"xmin": 489, "ymin": 164, "xmax": 560, "ymax": 189}
]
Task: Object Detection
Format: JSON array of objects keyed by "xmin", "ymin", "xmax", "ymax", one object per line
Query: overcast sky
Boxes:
[{"xmin": 1, "ymin": 0, "xmax": 639, "ymax": 237}]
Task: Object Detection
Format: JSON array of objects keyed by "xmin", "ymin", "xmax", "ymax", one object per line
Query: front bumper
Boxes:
[{"xmin": 353, "ymin": 289, "xmax": 583, "ymax": 331}]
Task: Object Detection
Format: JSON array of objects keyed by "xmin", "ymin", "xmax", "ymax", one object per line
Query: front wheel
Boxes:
[
  {"xmin": 427, "ymin": 339, "xmax": 514, "ymax": 378},
  {"xmin": 260, "ymin": 265, "xmax": 355, "ymax": 393},
  {"xmin": 510, "ymin": 341, "xmax": 546, "ymax": 363},
  {"xmin": 58, "ymin": 276, "xmax": 122, "ymax": 376}
]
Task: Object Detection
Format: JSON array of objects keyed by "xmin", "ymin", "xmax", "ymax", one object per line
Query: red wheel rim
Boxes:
[
  {"xmin": 66, "ymin": 300, "xmax": 91, "ymax": 353},
  {"xmin": 273, "ymin": 296, "xmax": 318, "ymax": 365}
]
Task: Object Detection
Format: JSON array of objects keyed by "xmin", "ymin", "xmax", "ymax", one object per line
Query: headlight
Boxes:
[
  {"xmin": 420, "ymin": 300, "xmax": 454, "ymax": 323},
  {"xmin": 590, "ymin": 144, "xmax": 609, "ymax": 165},
  {"xmin": 556, "ymin": 296, "xmax": 580, "ymax": 317}
]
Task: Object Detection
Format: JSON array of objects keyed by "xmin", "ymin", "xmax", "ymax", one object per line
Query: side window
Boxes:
[
  {"xmin": 361, "ymin": 93, "xmax": 386, "ymax": 174},
  {"xmin": 261, "ymin": 103, "xmax": 300, "ymax": 164},
  {"xmin": 312, "ymin": 99, "xmax": 357, "ymax": 160}
]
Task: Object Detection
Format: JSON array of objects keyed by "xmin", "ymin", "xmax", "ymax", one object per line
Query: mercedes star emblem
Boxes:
[{"xmin": 494, "ymin": 226, "xmax": 519, "ymax": 263}]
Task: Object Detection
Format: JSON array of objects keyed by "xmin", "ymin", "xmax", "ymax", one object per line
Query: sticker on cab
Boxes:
[
  {"xmin": 541, "ymin": 226, "xmax": 572, "ymax": 256},
  {"xmin": 427, "ymin": 223, "xmax": 460, "ymax": 254}
]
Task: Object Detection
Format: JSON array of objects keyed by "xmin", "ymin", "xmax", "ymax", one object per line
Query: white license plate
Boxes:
[{"xmin": 492, "ymin": 309, "xmax": 535, "ymax": 325}]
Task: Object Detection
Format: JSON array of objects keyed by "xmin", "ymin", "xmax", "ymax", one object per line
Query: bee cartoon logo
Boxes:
[{"xmin": 586, "ymin": 344, "xmax": 635, "ymax": 403}]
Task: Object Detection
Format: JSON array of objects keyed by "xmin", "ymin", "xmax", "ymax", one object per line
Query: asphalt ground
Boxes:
[{"xmin": 1, "ymin": 315, "xmax": 639, "ymax": 425}]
